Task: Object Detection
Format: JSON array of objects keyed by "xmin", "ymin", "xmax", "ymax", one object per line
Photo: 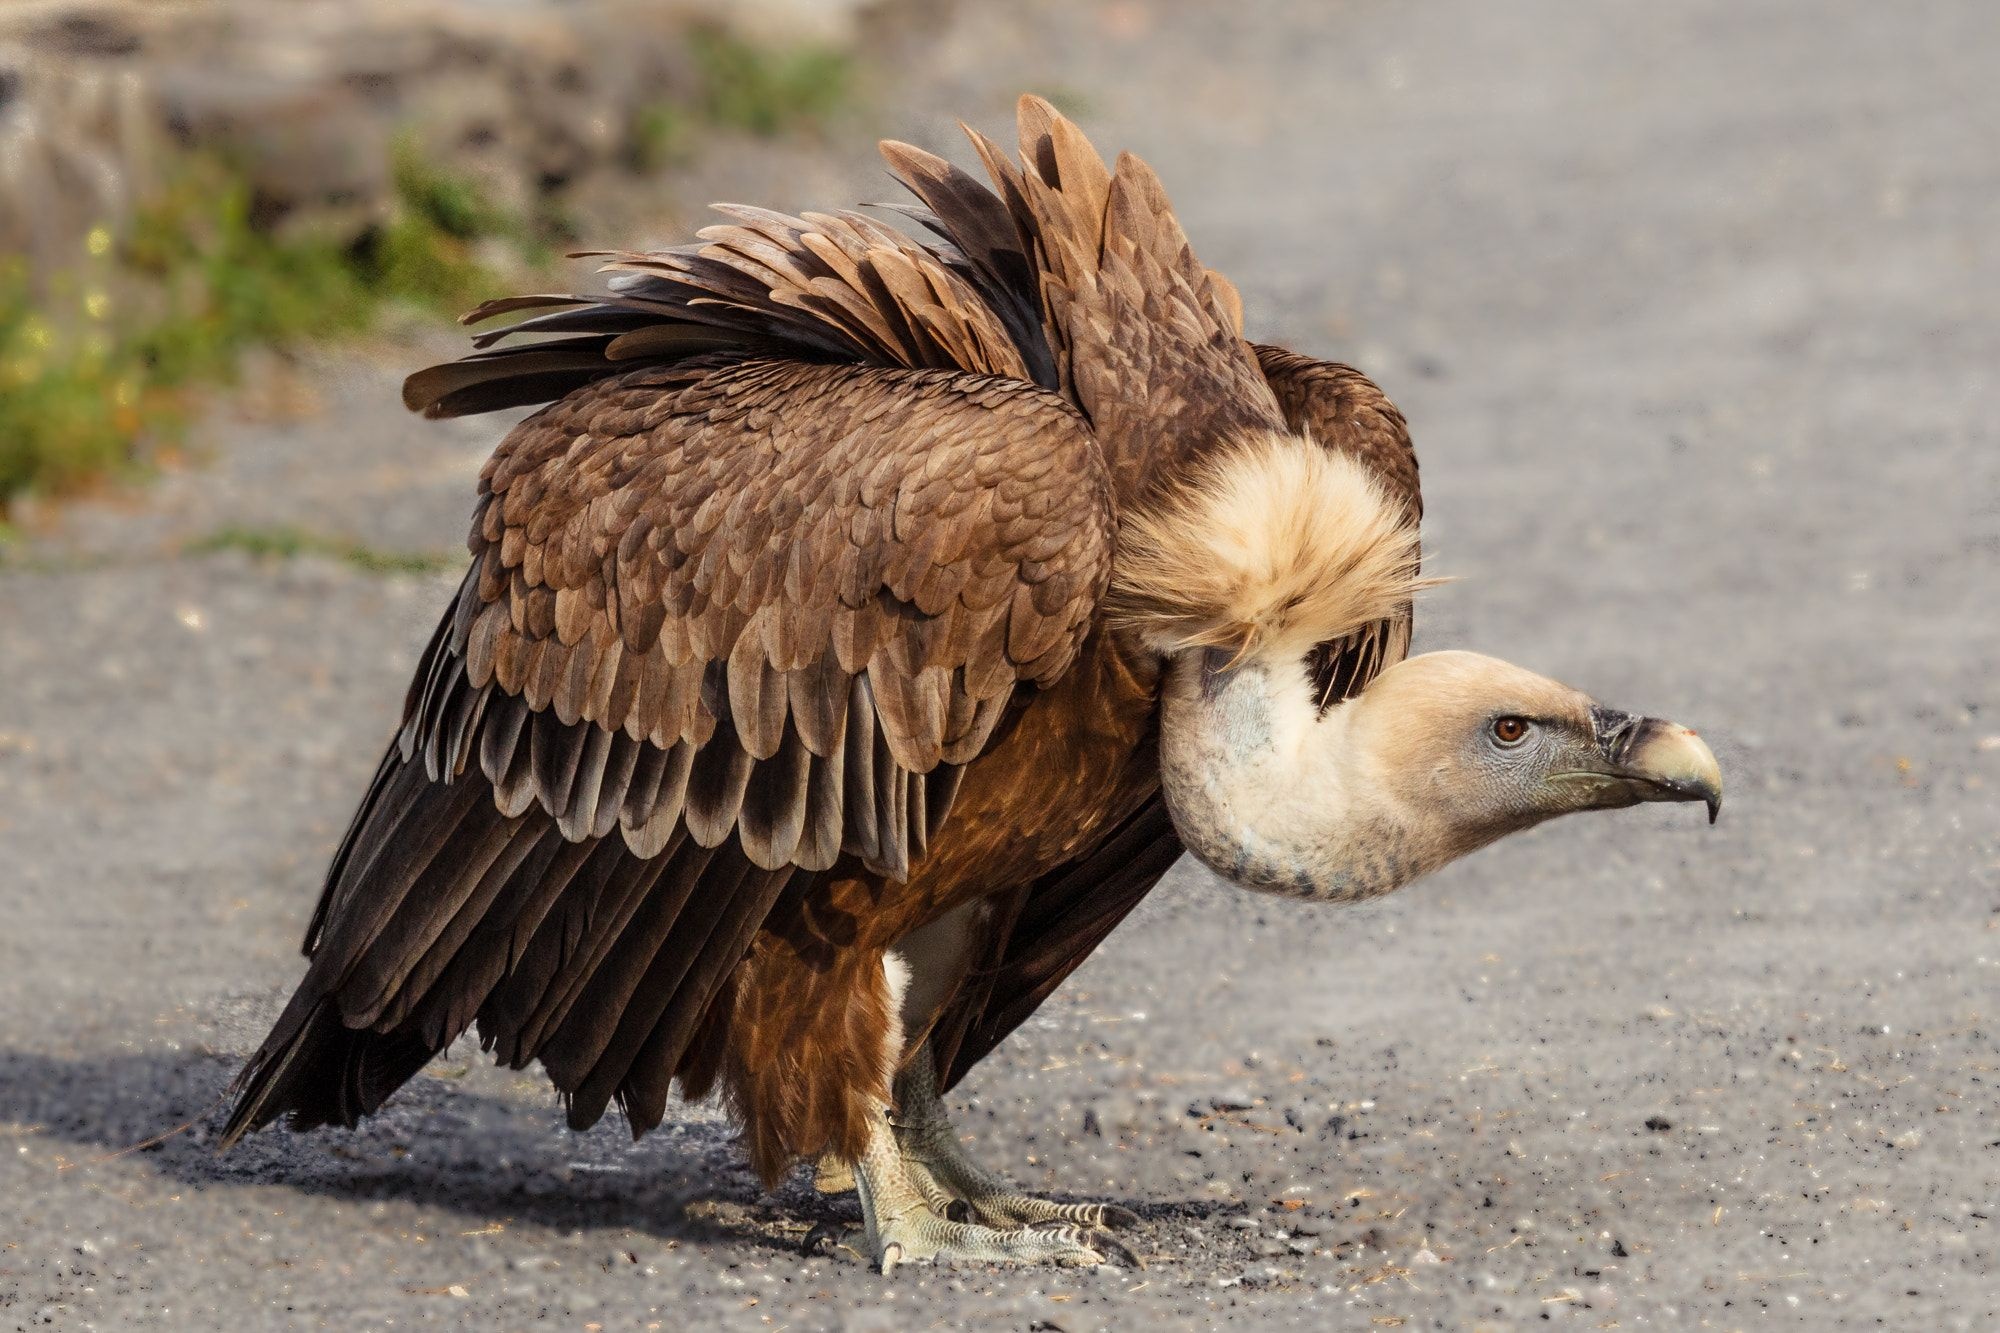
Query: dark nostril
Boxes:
[{"xmin": 1587, "ymin": 705, "xmax": 1638, "ymax": 760}]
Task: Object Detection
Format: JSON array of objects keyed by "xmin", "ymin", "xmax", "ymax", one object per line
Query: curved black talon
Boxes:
[
  {"xmin": 942, "ymin": 1198, "xmax": 973, "ymax": 1224},
  {"xmin": 1097, "ymin": 1204, "xmax": 1141, "ymax": 1230},
  {"xmin": 1094, "ymin": 1231, "xmax": 1146, "ymax": 1270},
  {"xmin": 801, "ymin": 1221, "xmax": 850, "ymax": 1257}
]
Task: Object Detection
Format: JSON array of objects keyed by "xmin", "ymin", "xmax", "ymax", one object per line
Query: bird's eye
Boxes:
[{"xmin": 1491, "ymin": 716, "xmax": 1531, "ymax": 746}]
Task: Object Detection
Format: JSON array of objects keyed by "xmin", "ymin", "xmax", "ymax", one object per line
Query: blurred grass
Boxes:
[
  {"xmin": 186, "ymin": 524, "xmax": 456, "ymax": 575},
  {"xmin": 629, "ymin": 29, "xmax": 851, "ymax": 171},
  {"xmin": 0, "ymin": 27, "xmax": 857, "ymax": 524},
  {"xmin": 0, "ymin": 140, "xmax": 524, "ymax": 516},
  {"xmin": 690, "ymin": 28, "xmax": 851, "ymax": 137}
]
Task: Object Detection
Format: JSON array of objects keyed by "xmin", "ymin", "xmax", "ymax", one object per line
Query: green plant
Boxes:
[
  {"xmin": 186, "ymin": 523, "xmax": 456, "ymax": 576},
  {"xmin": 630, "ymin": 101, "xmax": 692, "ymax": 172},
  {"xmin": 0, "ymin": 28, "xmax": 864, "ymax": 516},
  {"xmin": 690, "ymin": 28, "xmax": 851, "ymax": 137},
  {"xmin": 0, "ymin": 144, "xmax": 533, "ymax": 513},
  {"xmin": 391, "ymin": 138, "xmax": 517, "ymax": 243},
  {"xmin": 0, "ymin": 246, "xmax": 202, "ymax": 506}
]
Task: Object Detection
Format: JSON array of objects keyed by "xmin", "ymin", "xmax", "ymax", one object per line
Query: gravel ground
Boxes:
[{"xmin": 5, "ymin": 1, "xmax": 1998, "ymax": 1328}]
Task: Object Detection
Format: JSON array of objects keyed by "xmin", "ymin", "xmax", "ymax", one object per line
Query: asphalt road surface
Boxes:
[{"xmin": 5, "ymin": 1, "xmax": 1997, "ymax": 1327}]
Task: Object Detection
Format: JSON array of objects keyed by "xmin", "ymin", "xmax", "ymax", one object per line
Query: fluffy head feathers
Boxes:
[{"xmin": 1110, "ymin": 431, "xmax": 1429, "ymax": 664}]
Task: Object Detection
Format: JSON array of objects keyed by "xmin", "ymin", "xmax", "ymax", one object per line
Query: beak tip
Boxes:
[{"xmin": 1609, "ymin": 715, "xmax": 1722, "ymax": 825}]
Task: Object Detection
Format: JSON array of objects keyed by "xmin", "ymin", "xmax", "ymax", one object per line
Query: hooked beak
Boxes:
[{"xmin": 1588, "ymin": 706, "xmax": 1724, "ymax": 823}]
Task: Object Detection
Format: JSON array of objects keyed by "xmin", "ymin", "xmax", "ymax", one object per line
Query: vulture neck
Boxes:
[{"xmin": 1158, "ymin": 651, "xmax": 1425, "ymax": 903}]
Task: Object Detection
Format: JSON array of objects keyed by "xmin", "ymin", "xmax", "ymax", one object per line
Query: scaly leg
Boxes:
[
  {"xmin": 890, "ymin": 1043, "xmax": 1139, "ymax": 1232},
  {"xmin": 850, "ymin": 1098, "xmax": 1111, "ymax": 1271},
  {"xmin": 819, "ymin": 1146, "xmax": 957, "ymax": 1218}
]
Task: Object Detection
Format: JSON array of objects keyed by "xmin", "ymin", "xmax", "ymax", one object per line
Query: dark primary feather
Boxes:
[
  {"xmin": 876, "ymin": 139, "xmax": 1058, "ymax": 389},
  {"xmin": 402, "ymin": 192, "xmax": 1051, "ymax": 424}
]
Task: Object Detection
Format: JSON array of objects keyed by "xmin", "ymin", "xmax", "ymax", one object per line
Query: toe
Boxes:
[
  {"xmin": 968, "ymin": 1193, "xmax": 1140, "ymax": 1232},
  {"xmin": 1054, "ymin": 1246, "xmax": 1106, "ymax": 1268},
  {"xmin": 1012, "ymin": 1224, "xmax": 1106, "ymax": 1268},
  {"xmin": 871, "ymin": 1213, "xmax": 1120, "ymax": 1270}
]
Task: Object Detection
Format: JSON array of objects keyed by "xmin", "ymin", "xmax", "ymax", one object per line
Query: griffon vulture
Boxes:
[{"xmin": 222, "ymin": 97, "xmax": 1721, "ymax": 1269}]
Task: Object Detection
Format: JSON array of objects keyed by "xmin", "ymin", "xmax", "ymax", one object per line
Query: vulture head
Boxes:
[{"xmin": 1117, "ymin": 431, "xmax": 1722, "ymax": 902}]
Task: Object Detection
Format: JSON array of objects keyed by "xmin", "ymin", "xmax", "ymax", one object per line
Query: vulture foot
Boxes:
[
  {"xmin": 895, "ymin": 1132, "xmax": 1138, "ymax": 1233},
  {"xmin": 888, "ymin": 1043, "xmax": 1141, "ymax": 1234},
  {"xmin": 875, "ymin": 1210, "xmax": 1110, "ymax": 1273},
  {"xmin": 851, "ymin": 1098, "xmax": 1130, "ymax": 1272}
]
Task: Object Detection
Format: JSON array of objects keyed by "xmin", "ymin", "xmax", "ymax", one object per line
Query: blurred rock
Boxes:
[{"xmin": 0, "ymin": 0, "xmax": 880, "ymax": 269}]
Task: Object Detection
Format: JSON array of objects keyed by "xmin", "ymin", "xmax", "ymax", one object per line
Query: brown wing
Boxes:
[
  {"xmin": 224, "ymin": 356, "xmax": 1115, "ymax": 1144},
  {"xmin": 936, "ymin": 344, "xmax": 1424, "ymax": 1092},
  {"xmin": 425, "ymin": 97, "xmax": 1286, "ymax": 510},
  {"xmin": 953, "ymin": 97, "xmax": 1289, "ymax": 502},
  {"xmin": 401, "ymin": 204, "xmax": 1047, "ymax": 421},
  {"xmin": 450, "ymin": 356, "xmax": 1111, "ymax": 874}
]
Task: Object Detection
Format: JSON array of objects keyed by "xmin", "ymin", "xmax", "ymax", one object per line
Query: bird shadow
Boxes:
[
  {"xmin": 0, "ymin": 1045, "xmax": 1236, "ymax": 1256},
  {"xmin": 0, "ymin": 1044, "xmax": 777, "ymax": 1241}
]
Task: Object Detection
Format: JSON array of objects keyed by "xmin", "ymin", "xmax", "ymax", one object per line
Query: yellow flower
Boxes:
[
  {"xmin": 85, "ymin": 289, "xmax": 110, "ymax": 320},
  {"xmin": 87, "ymin": 226, "xmax": 112, "ymax": 257}
]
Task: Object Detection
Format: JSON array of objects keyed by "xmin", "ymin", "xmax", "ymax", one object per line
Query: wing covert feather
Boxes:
[{"xmin": 436, "ymin": 356, "xmax": 1114, "ymax": 880}]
